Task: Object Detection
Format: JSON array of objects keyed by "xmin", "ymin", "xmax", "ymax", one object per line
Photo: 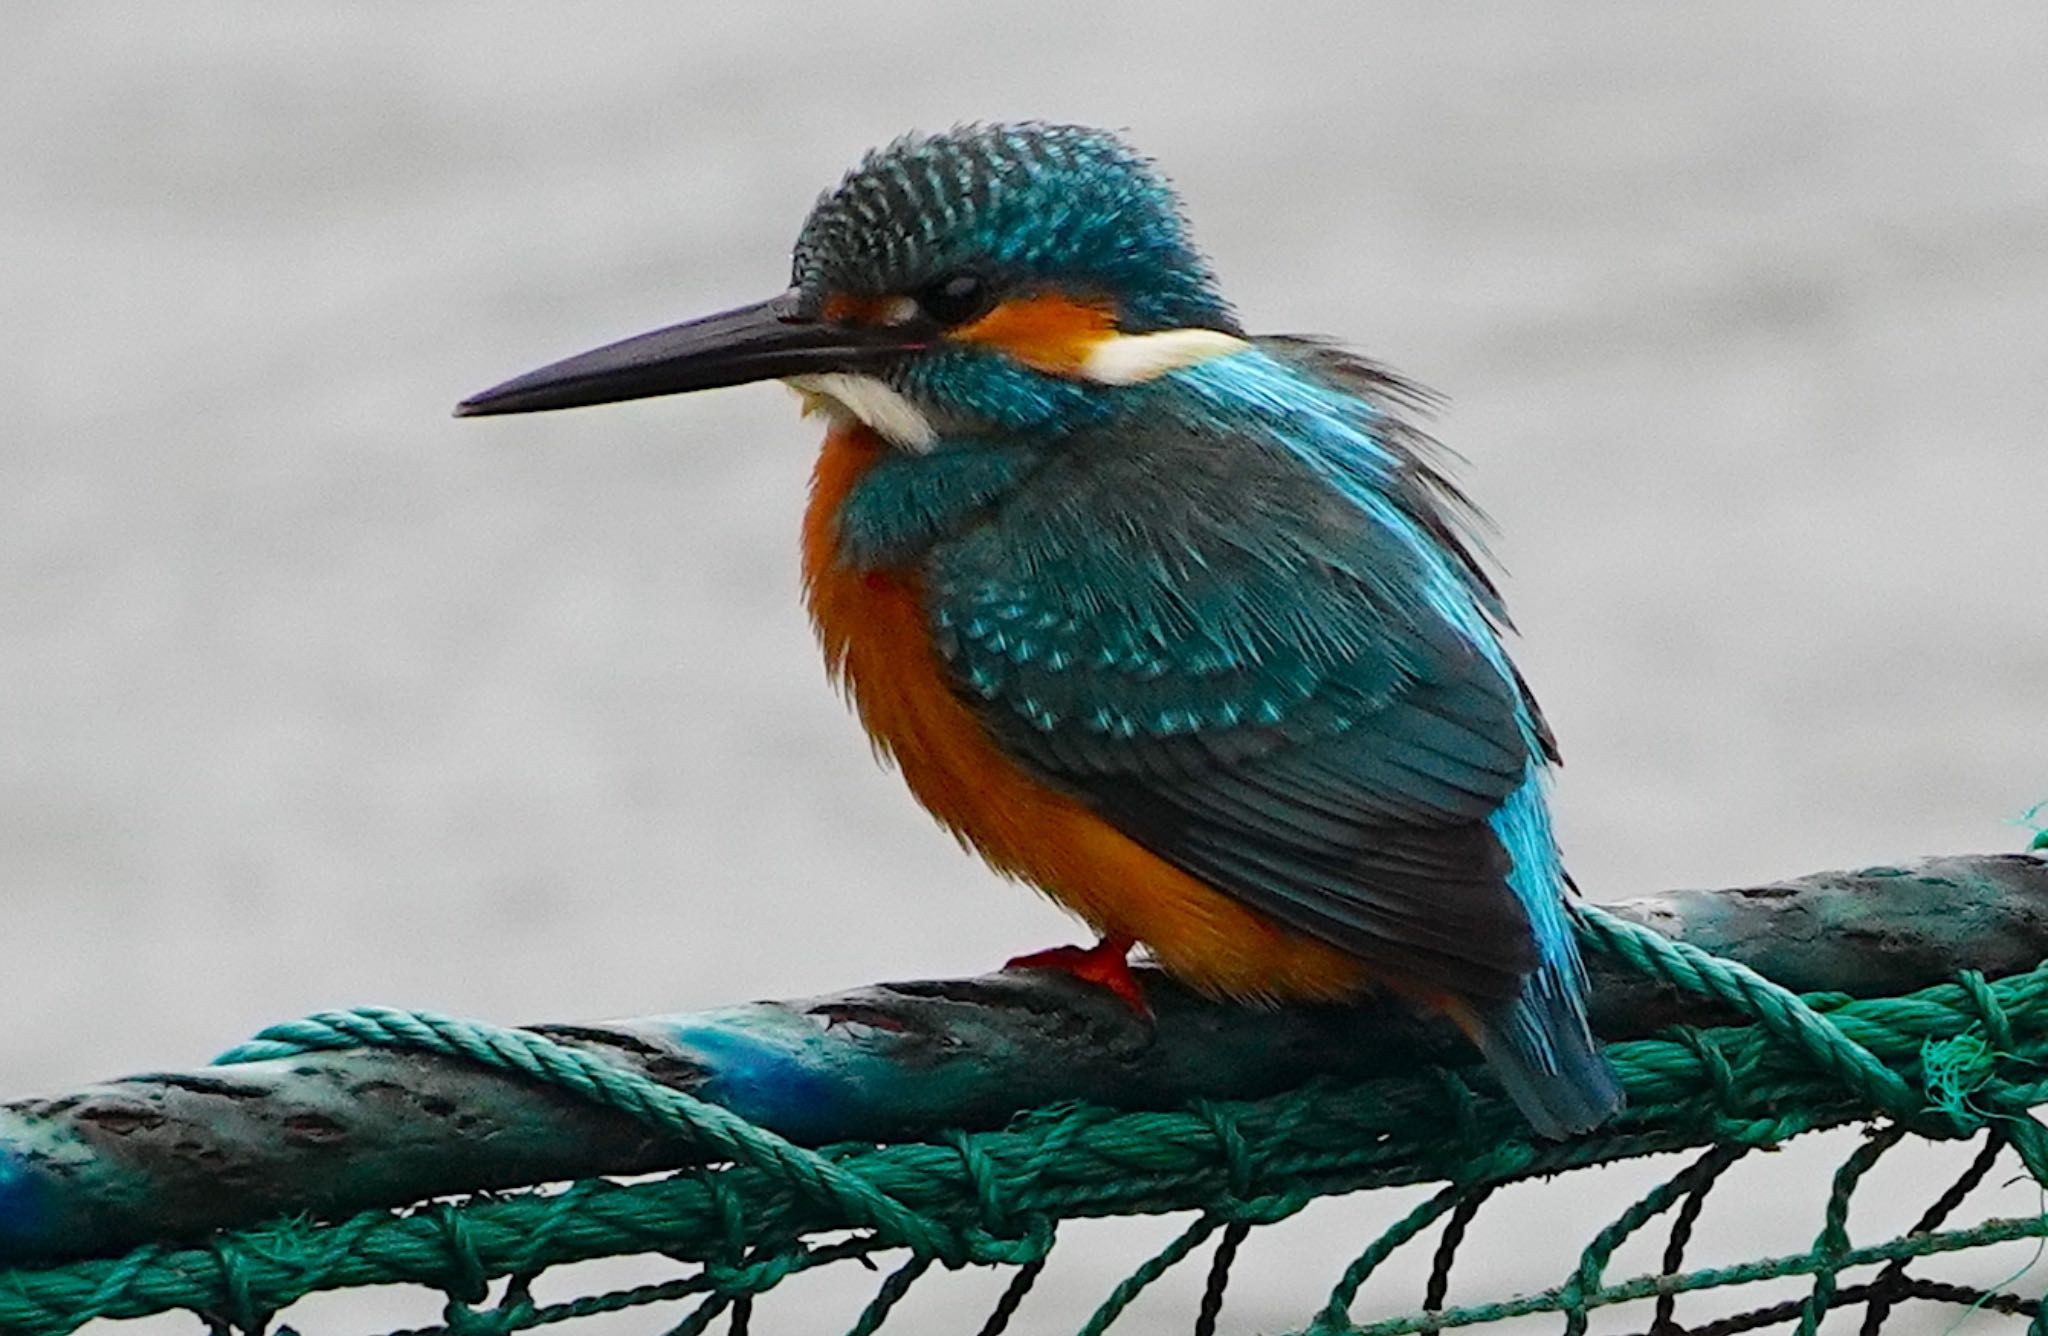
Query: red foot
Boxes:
[{"xmin": 1004, "ymin": 935, "xmax": 1151, "ymax": 1016}]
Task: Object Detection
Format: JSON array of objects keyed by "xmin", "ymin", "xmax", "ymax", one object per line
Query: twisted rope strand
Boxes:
[
  {"xmin": 5, "ymin": 899, "xmax": 2048, "ymax": 1333},
  {"xmin": 215, "ymin": 1009, "xmax": 963, "ymax": 1263}
]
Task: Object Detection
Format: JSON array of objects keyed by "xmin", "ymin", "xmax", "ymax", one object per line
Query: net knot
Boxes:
[
  {"xmin": 438, "ymin": 1295, "xmax": 527, "ymax": 1336},
  {"xmin": 947, "ymin": 1130, "xmax": 1014, "ymax": 1236},
  {"xmin": 702, "ymin": 1246, "xmax": 808, "ymax": 1296},
  {"xmin": 1211, "ymin": 1191, "xmax": 1311, "ymax": 1227},
  {"xmin": 1669, "ymin": 1025, "xmax": 1745, "ymax": 1118},
  {"xmin": 426, "ymin": 1204, "xmax": 490, "ymax": 1306},
  {"xmin": 203, "ymin": 1238, "xmax": 269, "ymax": 1336},
  {"xmin": 1195, "ymin": 1100, "xmax": 1260, "ymax": 1200},
  {"xmin": 1198, "ymin": 1134, "xmax": 1311, "ymax": 1226},
  {"xmin": 961, "ymin": 1215, "xmax": 1056, "ymax": 1267},
  {"xmin": 1956, "ymin": 969, "xmax": 2021, "ymax": 1053}
]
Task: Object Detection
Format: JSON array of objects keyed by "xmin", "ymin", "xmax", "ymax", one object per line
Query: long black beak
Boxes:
[{"xmin": 455, "ymin": 291, "xmax": 928, "ymax": 417}]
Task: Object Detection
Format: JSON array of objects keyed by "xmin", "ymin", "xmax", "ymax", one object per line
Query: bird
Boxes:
[{"xmin": 456, "ymin": 123, "xmax": 1624, "ymax": 1137}]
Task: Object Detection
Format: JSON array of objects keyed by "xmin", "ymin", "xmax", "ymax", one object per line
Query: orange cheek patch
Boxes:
[{"xmin": 951, "ymin": 294, "xmax": 1117, "ymax": 375}]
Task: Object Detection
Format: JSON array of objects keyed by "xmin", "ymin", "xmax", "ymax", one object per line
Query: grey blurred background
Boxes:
[{"xmin": 5, "ymin": 3, "xmax": 2045, "ymax": 1332}]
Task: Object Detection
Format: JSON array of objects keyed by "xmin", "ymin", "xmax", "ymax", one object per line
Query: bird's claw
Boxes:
[{"xmin": 1003, "ymin": 936, "xmax": 1151, "ymax": 1016}]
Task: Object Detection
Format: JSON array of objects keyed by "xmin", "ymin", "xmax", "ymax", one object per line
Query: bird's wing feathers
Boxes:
[{"xmin": 926, "ymin": 382, "xmax": 1543, "ymax": 1000}]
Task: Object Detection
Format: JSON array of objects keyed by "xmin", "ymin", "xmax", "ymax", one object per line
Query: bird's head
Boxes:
[{"xmin": 458, "ymin": 124, "xmax": 1248, "ymax": 445}]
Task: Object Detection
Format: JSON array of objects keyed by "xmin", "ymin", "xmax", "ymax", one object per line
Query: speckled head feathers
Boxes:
[{"xmin": 792, "ymin": 124, "xmax": 1237, "ymax": 335}]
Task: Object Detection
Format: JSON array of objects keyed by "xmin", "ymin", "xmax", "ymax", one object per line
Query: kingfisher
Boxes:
[{"xmin": 457, "ymin": 123, "xmax": 1623, "ymax": 1137}]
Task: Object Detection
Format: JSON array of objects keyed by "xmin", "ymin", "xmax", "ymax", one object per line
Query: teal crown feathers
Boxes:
[{"xmin": 792, "ymin": 123, "xmax": 1238, "ymax": 335}]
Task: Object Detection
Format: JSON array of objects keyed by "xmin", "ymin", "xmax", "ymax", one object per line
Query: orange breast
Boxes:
[{"xmin": 801, "ymin": 422, "xmax": 1365, "ymax": 1002}]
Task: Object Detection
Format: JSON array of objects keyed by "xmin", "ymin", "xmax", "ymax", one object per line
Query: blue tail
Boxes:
[
  {"xmin": 1474, "ymin": 955, "xmax": 1624, "ymax": 1138},
  {"xmin": 1480, "ymin": 773, "xmax": 1624, "ymax": 1138}
]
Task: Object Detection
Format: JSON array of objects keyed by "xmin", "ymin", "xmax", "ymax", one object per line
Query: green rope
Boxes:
[
  {"xmin": 1796, "ymin": 1122, "xmax": 1905, "ymax": 1336},
  {"xmin": 1577, "ymin": 906, "xmax": 1931, "ymax": 1125},
  {"xmin": 1314, "ymin": 1181, "xmax": 1477, "ymax": 1332},
  {"xmin": 9, "ymin": 869, "xmax": 2048, "ymax": 1333},
  {"xmin": 1079, "ymin": 1213, "xmax": 1223, "ymax": 1336},
  {"xmin": 8, "ymin": 960, "xmax": 2048, "ymax": 1334},
  {"xmin": 1556, "ymin": 1143, "xmax": 1747, "ymax": 1336},
  {"xmin": 214, "ymin": 1008, "xmax": 968, "ymax": 1264},
  {"xmin": 1579, "ymin": 903, "xmax": 2048, "ymax": 1178},
  {"xmin": 1325, "ymin": 1203, "xmax": 2048, "ymax": 1336}
]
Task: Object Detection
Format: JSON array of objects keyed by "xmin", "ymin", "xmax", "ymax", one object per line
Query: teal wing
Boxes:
[{"xmin": 924, "ymin": 404, "xmax": 1546, "ymax": 1002}]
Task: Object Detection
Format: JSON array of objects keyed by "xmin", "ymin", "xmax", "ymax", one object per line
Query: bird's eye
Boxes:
[{"xmin": 917, "ymin": 272, "xmax": 993, "ymax": 326}]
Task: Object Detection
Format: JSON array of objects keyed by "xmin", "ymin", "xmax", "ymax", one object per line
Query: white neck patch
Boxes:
[
  {"xmin": 784, "ymin": 329, "xmax": 1248, "ymax": 448},
  {"xmin": 1078, "ymin": 328, "xmax": 1249, "ymax": 385},
  {"xmin": 784, "ymin": 373, "xmax": 938, "ymax": 452}
]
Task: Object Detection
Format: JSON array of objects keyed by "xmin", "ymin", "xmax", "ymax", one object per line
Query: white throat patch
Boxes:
[{"xmin": 784, "ymin": 373, "xmax": 937, "ymax": 452}]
